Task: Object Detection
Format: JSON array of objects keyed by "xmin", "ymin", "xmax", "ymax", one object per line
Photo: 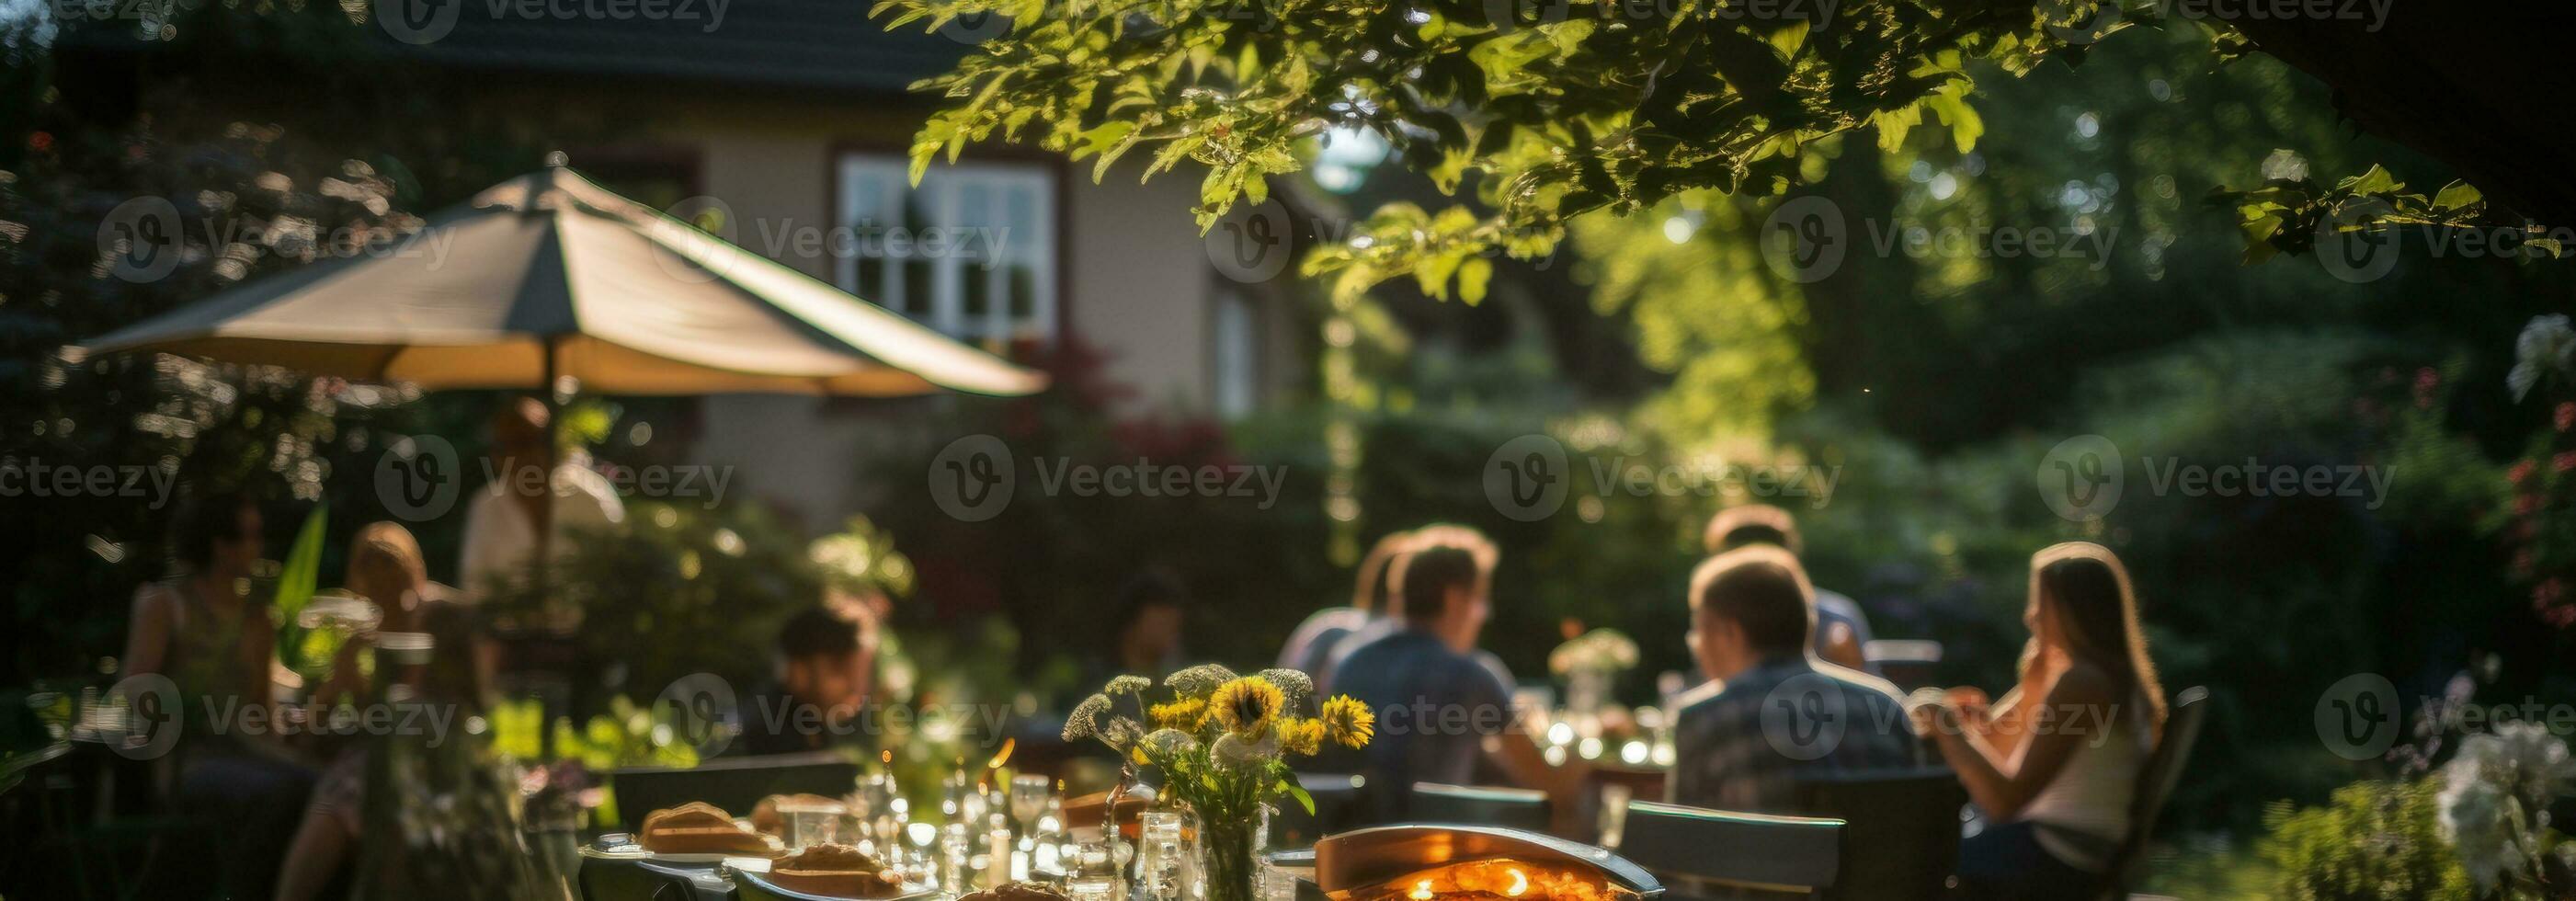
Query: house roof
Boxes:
[
  {"xmin": 386, "ymin": 0, "xmax": 977, "ymax": 94},
  {"xmin": 60, "ymin": 0, "xmax": 976, "ymax": 96}
]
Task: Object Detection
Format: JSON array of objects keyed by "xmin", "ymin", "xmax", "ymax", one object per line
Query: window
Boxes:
[
  {"xmin": 1212, "ymin": 286, "xmax": 1260, "ymax": 418},
  {"xmin": 838, "ymin": 155, "xmax": 1056, "ymax": 344}
]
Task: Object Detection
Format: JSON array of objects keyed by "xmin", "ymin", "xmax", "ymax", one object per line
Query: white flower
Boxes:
[
  {"xmin": 1210, "ymin": 731, "xmax": 1279, "ymax": 770},
  {"xmin": 1139, "ymin": 728, "xmax": 1198, "ymax": 762},
  {"xmin": 1549, "ymin": 629, "xmax": 1642, "ymax": 674},
  {"xmin": 2437, "ymin": 724, "xmax": 2576, "ymax": 891},
  {"xmin": 1257, "ymin": 668, "xmax": 1316, "ymax": 712},
  {"xmin": 2509, "ymin": 314, "xmax": 2576, "ymax": 402},
  {"xmin": 1064, "ymin": 693, "xmax": 1112, "ymax": 741},
  {"xmin": 2437, "ymin": 775, "xmax": 2512, "ymax": 891},
  {"xmin": 1100, "ymin": 716, "xmax": 1145, "ymax": 751},
  {"xmin": 1165, "ymin": 664, "xmax": 1238, "ymax": 699}
]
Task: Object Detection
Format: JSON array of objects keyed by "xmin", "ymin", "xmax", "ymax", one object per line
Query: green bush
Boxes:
[{"xmin": 2259, "ymin": 780, "xmax": 2472, "ymax": 901}]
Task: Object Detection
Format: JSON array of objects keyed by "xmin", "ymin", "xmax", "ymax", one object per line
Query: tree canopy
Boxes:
[{"xmin": 881, "ymin": 0, "xmax": 2566, "ymax": 302}]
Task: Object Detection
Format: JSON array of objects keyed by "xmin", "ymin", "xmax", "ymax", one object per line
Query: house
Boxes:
[{"xmin": 121, "ymin": 0, "xmax": 1315, "ymax": 528}]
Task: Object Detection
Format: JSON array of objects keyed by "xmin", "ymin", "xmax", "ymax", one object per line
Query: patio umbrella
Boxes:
[
  {"xmin": 76, "ymin": 164, "xmax": 1047, "ymax": 398},
  {"xmin": 74, "ymin": 165, "xmax": 1046, "ymax": 638}
]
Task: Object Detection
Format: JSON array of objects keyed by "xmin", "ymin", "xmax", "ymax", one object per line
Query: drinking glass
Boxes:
[
  {"xmin": 778, "ymin": 797, "xmax": 848, "ymax": 850},
  {"xmin": 1065, "ymin": 838, "xmax": 1128, "ymax": 901},
  {"xmin": 1598, "ymin": 783, "xmax": 1634, "ymax": 850},
  {"xmin": 1135, "ymin": 810, "xmax": 1200, "ymax": 901},
  {"xmin": 1010, "ymin": 774, "xmax": 1050, "ymax": 836}
]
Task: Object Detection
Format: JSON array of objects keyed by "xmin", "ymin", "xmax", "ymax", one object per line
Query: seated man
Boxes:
[
  {"xmin": 1316, "ymin": 525, "xmax": 1513, "ymax": 694},
  {"xmin": 1277, "ymin": 530, "xmax": 1409, "ymax": 679},
  {"xmin": 1327, "ymin": 540, "xmax": 1579, "ymax": 826},
  {"xmin": 1705, "ymin": 505, "xmax": 1875, "ymax": 673},
  {"xmin": 735, "ymin": 605, "xmax": 878, "ymax": 757},
  {"xmin": 1669, "ymin": 546, "xmax": 1922, "ymax": 815}
]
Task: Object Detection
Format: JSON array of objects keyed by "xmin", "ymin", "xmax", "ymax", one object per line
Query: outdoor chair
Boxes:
[
  {"xmin": 1619, "ymin": 800, "xmax": 1844, "ymax": 899},
  {"xmin": 1407, "ymin": 781, "xmax": 1550, "ymax": 833},
  {"xmin": 1863, "ymin": 640, "xmax": 1945, "ymax": 692},
  {"xmin": 2096, "ymin": 687, "xmax": 2211, "ymax": 901},
  {"xmin": 1794, "ymin": 768, "xmax": 1967, "ymax": 901},
  {"xmin": 610, "ymin": 751, "xmax": 861, "ymax": 831}
]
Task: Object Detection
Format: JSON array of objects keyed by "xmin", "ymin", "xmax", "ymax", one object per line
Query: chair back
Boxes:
[
  {"xmin": 1621, "ymin": 801, "xmax": 1842, "ymax": 897},
  {"xmin": 610, "ymin": 751, "xmax": 861, "ymax": 830},
  {"xmin": 2102, "ymin": 687, "xmax": 2210, "ymax": 898},
  {"xmin": 1272, "ymin": 773, "xmax": 1370, "ymax": 848},
  {"xmin": 1794, "ymin": 768, "xmax": 1966, "ymax": 901},
  {"xmin": 1408, "ymin": 782, "xmax": 1549, "ymax": 833},
  {"xmin": 1861, "ymin": 641, "xmax": 1944, "ymax": 692}
]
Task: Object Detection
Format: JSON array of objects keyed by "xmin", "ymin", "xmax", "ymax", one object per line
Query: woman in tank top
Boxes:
[
  {"xmin": 1916, "ymin": 542, "xmax": 2169, "ymax": 900},
  {"xmin": 120, "ymin": 490, "xmax": 316, "ymax": 900}
]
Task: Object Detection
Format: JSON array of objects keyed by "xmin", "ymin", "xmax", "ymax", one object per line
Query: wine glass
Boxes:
[{"xmin": 1009, "ymin": 775, "xmax": 1049, "ymax": 837}]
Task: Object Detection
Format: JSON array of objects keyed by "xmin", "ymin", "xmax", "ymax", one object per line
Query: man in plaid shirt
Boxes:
[{"xmin": 1668, "ymin": 545, "xmax": 1926, "ymax": 815}]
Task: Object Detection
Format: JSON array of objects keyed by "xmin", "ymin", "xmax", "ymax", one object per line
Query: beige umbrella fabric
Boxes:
[{"xmin": 77, "ymin": 165, "xmax": 1046, "ymax": 397}]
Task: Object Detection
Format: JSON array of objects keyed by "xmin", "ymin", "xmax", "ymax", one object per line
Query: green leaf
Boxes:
[
  {"xmin": 2433, "ymin": 180, "xmax": 2483, "ymax": 213},
  {"xmin": 1457, "ymin": 257, "xmax": 1494, "ymax": 304},
  {"xmin": 271, "ymin": 504, "xmax": 328, "ymax": 674},
  {"xmin": 1278, "ymin": 775, "xmax": 1316, "ymax": 815},
  {"xmin": 2342, "ymin": 164, "xmax": 2400, "ymax": 197}
]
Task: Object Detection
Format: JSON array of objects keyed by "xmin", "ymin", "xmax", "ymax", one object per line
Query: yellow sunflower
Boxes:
[
  {"xmin": 1319, "ymin": 695, "xmax": 1375, "ymax": 748},
  {"xmin": 1209, "ymin": 677, "xmax": 1284, "ymax": 737},
  {"xmin": 1150, "ymin": 698, "xmax": 1209, "ymax": 732},
  {"xmin": 1279, "ymin": 718, "xmax": 1326, "ymax": 756}
]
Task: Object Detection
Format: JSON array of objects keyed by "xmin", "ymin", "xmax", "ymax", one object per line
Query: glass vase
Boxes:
[{"xmin": 1197, "ymin": 804, "xmax": 1271, "ymax": 901}]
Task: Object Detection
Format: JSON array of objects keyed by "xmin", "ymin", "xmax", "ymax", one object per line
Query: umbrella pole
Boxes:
[{"xmin": 538, "ymin": 336, "xmax": 560, "ymax": 758}]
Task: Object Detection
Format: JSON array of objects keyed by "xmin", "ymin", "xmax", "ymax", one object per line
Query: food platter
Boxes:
[{"xmin": 1305, "ymin": 826, "xmax": 1663, "ymax": 901}]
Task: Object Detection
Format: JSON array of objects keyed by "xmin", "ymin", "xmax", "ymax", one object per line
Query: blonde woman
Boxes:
[
  {"xmin": 277, "ymin": 522, "xmax": 482, "ymax": 901},
  {"xmin": 1917, "ymin": 542, "xmax": 2167, "ymax": 900}
]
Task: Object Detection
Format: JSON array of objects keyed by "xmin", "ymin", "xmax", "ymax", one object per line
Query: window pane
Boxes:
[
  {"xmin": 836, "ymin": 154, "xmax": 1055, "ymax": 342},
  {"xmin": 1009, "ymin": 266, "xmax": 1035, "ymax": 321},
  {"xmin": 962, "ymin": 264, "xmax": 991, "ymax": 326},
  {"xmin": 904, "ymin": 258, "xmax": 935, "ymax": 318}
]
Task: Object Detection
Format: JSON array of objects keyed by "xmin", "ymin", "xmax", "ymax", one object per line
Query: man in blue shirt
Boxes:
[
  {"xmin": 1669, "ymin": 546, "xmax": 1923, "ymax": 815},
  {"xmin": 1327, "ymin": 538, "xmax": 1579, "ymax": 826},
  {"xmin": 1704, "ymin": 505, "xmax": 1876, "ymax": 673}
]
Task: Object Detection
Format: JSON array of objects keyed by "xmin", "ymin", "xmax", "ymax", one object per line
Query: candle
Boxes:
[{"xmin": 989, "ymin": 827, "xmax": 1012, "ymax": 887}]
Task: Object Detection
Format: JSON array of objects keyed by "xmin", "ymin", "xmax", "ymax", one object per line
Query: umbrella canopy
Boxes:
[{"xmin": 77, "ymin": 165, "xmax": 1045, "ymax": 397}]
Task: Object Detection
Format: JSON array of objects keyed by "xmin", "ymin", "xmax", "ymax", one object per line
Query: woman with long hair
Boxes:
[
  {"xmin": 1920, "ymin": 542, "xmax": 2168, "ymax": 900},
  {"xmin": 277, "ymin": 521, "xmax": 496, "ymax": 901}
]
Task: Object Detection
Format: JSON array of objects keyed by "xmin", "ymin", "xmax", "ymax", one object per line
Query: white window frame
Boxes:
[{"xmin": 836, "ymin": 155, "xmax": 1057, "ymax": 343}]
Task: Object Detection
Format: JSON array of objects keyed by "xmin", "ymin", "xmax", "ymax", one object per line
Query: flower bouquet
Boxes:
[{"xmin": 1064, "ymin": 665, "xmax": 1374, "ymax": 901}]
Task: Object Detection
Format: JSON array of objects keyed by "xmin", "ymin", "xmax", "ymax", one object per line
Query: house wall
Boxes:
[{"xmin": 532, "ymin": 94, "xmax": 1289, "ymax": 529}]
